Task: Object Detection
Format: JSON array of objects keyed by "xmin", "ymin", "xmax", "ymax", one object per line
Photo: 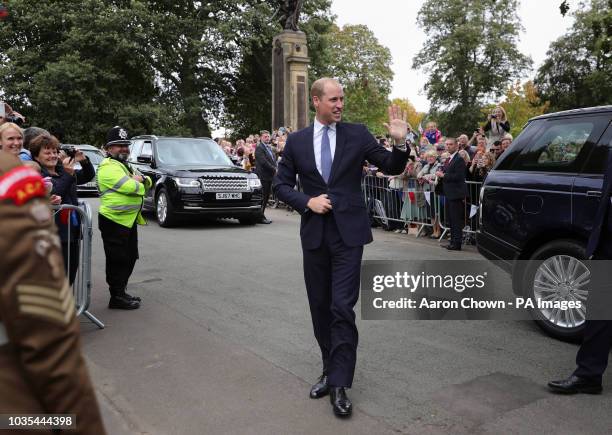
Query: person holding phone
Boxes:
[
  {"xmin": 31, "ymin": 134, "xmax": 94, "ymax": 284},
  {"xmin": 482, "ymin": 106, "xmax": 510, "ymax": 146}
]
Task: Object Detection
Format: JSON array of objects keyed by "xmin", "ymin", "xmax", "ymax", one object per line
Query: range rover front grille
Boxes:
[{"xmin": 200, "ymin": 174, "xmax": 248, "ymax": 192}]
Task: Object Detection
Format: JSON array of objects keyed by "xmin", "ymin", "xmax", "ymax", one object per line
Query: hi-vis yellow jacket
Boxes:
[{"xmin": 96, "ymin": 157, "xmax": 152, "ymax": 228}]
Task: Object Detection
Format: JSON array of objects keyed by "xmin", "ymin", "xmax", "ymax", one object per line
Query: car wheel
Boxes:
[
  {"xmin": 522, "ymin": 240, "xmax": 588, "ymax": 342},
  {"xmin": 156, "ymin": 188, "xmax": 177, "ymax": 227},
  {"xmin": 239, "ymin": 215, "xmax": 258, "ymax": 225}
]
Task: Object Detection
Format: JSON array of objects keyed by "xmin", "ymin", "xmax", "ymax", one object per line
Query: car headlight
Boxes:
[
  {"xmin": 173, "ymin": 177, "xmax": 200, "ymax": 188},
  {"xmin": 248, "ymin": 176, "xmax": 262, "ymax": 189}
]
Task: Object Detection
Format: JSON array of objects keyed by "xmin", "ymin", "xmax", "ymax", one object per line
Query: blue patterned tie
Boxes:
[{"xmin": 321, "ymin": 125, "xmax": 332, "ymax": 183}]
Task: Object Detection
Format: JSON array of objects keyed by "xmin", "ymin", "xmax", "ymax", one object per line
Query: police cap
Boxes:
[{"xmin": 105, "ymin": 126, "xmax": 130, "ymax": 148}]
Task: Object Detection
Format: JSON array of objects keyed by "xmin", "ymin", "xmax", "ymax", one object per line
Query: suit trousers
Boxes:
[
  {"xmin": 573, "ymin": 320, "xmax": 612, "ymax": 381},
  {"xmin": 261, "ymin": 179, "xmax": 272, "ymax": 216},
  {"xmin": 98, "ymin": 214, "xmax": 139, "ymax": 297},
  {"xmin": 446, "ymin": 198, "xmax": 465, "ymax": 247},
  {"xmin": 302, "ymin": 213, "xmax": 363, "ymax": 387}
]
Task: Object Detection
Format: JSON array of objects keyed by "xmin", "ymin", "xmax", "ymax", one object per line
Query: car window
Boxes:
[
  {"xmin": 141, "ymin": 141, "xmax": 152, "ymax": 156},
  {"xmin": 130, "ymin": 140, "xmax": 143, "ymax": 161},
  {"xmin": 512, "ymin": 118, "xmax": 599, "ymax": 173},
  {"xmin": 82, "ymin": 149, "xmax": 104, "ymax": 165},
  {"xmin": 155, "ymin": 138, "xmax": 233, "ymax": 166},
  {"xmin": 580, "ymin": 121, "xmax": 612, "ymax": 174}
]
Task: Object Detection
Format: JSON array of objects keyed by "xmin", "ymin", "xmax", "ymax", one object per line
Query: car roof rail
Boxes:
[{"xmin": 131, "ymin": 134, "xmax": 158, "ymax": 140}]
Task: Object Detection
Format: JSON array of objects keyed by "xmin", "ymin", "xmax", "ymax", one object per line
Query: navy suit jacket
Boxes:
[
  {"xmin": 586, "ymin": 151, "xmax": 612, "ymax": 259},
  {"xmin": 255, "ymin": 142, "xmax": 277, "ymax": 181},
  {"xmin": 441, "ymin": 153, "xmax": 467, "ymax": 200},
  {"xmin": 273, "ymin": 122, "xmax": 409, "ymax": 249}
]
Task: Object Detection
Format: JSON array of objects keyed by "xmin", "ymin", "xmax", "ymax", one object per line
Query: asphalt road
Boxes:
[{"xmin": 78, "ymin": 198, "xmax": 612, "ymax": 435}]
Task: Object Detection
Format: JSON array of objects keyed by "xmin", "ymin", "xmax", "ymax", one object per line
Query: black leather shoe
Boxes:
[
  {"xmin": 123, "ymin": 292, "xmax": 142, "ymax": 302},
  {"xmin": 330, "ymin": 387, "xmax": 352, "ymax": 417},
  {"xmin": 309, "ymin": 374, "xmax": 329, "ymax": 399},
  {"xmin": 258, "ymin": 217, "xmax": 272, "ymax": 224},
  {"xmin": 548, "ymin": 375, "xmax": 602, "ymax": 394},
  {"xmin": 443, "ymin": 244, "xmax": 461, "ymax": 251},
  {"xmin": 108, "ymin": 295, "xmax": 140, "ymax": 310}
]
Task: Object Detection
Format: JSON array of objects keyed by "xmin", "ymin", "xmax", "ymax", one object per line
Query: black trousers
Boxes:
[
  {"xmin": 98, "ymin": 214, "xmax": 139, "ymax": 297},
  {"xmin": 261, "ymin": 179, "xmax": 272, "ymax": 216},
  {"xmin": 302, "ymin": 213, "xmax": 363, "ymax": 387},
  {"xmin": 61, "ymin": 240, "xmax": 80, "ymax": 285},
  {"xmin": 573, "ymin": 321, "xmax": 612, "ymax": 381},
  {"xmin": 446, "ymin": 198, "xmax": 464, "ymax": 247}
]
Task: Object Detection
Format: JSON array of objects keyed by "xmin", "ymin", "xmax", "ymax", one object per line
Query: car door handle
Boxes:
[{"xmin": 586, "ymin": 191, "xmax": 602, "ymax": 197}]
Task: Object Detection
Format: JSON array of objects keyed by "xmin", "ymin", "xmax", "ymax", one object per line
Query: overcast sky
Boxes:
[{"xmin": 330, "ymin": 0, "xmax": 577, "ymax": 112}]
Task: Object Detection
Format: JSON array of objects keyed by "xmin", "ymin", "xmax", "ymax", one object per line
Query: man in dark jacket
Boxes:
[
  {"xmin": 255, "ymin": 130, "xmax": 277, "ymax": 224},
  {"xmin": 548, "ymin": 151, "xmax": 612, "ymax": 394},
  {"xmin": 436, "ymin": 137, "xmax": 467, "ymax": 250}
]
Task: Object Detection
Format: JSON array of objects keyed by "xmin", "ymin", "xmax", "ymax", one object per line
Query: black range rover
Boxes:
[
  {"xmin": 477, "ymin": 106, "xmax": 612, "ymax": 341},
  {"xmin": 129, "ymin": 136, "xmax": 263, "ymax": 227}
]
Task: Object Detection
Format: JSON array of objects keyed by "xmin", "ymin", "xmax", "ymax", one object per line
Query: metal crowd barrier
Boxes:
[
  {"xmin": 361, "ymin": 174, "xmax": 483, "ymax": 243},
  {"xmin": 51, "ymin": 202, "xmax": 104, "ymax": 329}
]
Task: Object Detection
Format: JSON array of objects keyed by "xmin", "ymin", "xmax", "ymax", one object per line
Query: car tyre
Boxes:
[
  {"xmin": 156, "ymin": 188, "xmax": 178, "ymax": 228},
  {"xmin": 522, "ymin": 239, "xmax": 588, "ymax": 343}
]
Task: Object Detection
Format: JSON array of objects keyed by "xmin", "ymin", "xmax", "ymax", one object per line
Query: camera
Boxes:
[
  {"xmin": 61, "ymin": 145, "xmax": 77, "ymax": 159},
  {"xmin": 5, "ymin": 114, "xmax": 24, "ymax": 126},
  {"xmin": 491, "ymin": 114, "xmax": 497, "ymax": 119}
]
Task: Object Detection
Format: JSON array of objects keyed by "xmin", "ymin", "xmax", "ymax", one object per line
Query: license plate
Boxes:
[{"xmin": 216, "ymin": 193, "xmax": 242, "ymax": 200}]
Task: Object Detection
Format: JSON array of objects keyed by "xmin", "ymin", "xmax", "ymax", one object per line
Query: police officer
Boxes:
[
  {"xmin": 0, "ymin": 152, "xmax": 106, "ymax": 434},
  {"xmin": 98, "ymin": 126, "xmax": 152, "ymax": 310}
]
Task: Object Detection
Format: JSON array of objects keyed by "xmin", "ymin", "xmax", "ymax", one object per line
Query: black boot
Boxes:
[{"xmin": 109, "ymin": 295, "xmax": 140, "ymax": 310}]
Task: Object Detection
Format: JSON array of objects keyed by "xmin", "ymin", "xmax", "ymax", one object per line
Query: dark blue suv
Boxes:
[{"xmin": 477, "ymin": 106, "xmax": 612, "ymax": 341}]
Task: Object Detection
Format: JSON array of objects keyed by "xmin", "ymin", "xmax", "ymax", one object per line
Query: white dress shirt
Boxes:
[{"xmin": 313, "ymin": 118, "xmax": 337, "ymax": 177}]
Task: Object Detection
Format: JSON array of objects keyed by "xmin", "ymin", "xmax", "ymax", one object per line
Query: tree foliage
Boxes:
[
  {"xmin": 390, "ymin": 98, "xmax": 425, "ymax": 132},
  {"xmin": 319, "ymin": 24, "xmax": 393, "ymax": 135},
  {"xmin": 223, "ymin": 0, "xmax": 334, "ymax": 139},
  {"xmin": 535, "ymin": 0, "xmax": 612, "ymax": 111},
  {"xmin": 0, "ymin": 0, "xmax": 181, "ymax": 144},
  {"xmin": 413, "ymin": 0, "xmax": 532, "ymax": 134}
]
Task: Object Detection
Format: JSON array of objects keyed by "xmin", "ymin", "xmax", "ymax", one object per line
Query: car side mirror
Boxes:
[{"xmin": 137, "ymin": 154, "xmax": 152, "ymax": 164}]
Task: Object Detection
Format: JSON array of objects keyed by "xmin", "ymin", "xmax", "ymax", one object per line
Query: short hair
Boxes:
[
  {"xmin": 445, "ymin": 136, "xmax": 457, "ymax": 145},
  {"xmin": 0, "ymin": 122, "xmax": 23, "ymax": 140},
  {"xmin": 502, "ymin": 133, "xmax": 513, "ymax": 141},
  {"xmin": 425, "ymin": 150, "xmax": 438, "ymax": 158},
  {"xmin": 259, "ymin": 130, "xmax": 270, "ymax": 136},
  {"xmin": 23, "ymin": 126, "xmax": 49, "ymax": 150},
  {"xmin": 311, "ymin": 77, "xmax": 341, "ymax": 99},
  {"xmin": 29, "ymin": 134, "xmax": 60, "ymax": 159}
]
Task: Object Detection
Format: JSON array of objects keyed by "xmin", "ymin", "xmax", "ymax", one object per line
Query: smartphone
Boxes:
[{"xmin": 0, "ymin": 102, "xmax": 5, "ymax": 119}]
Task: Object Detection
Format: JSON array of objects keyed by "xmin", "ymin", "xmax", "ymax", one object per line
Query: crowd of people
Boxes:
[{"xmin": 363, "ymin": 107, "xmax": 514, "ymax": 241}]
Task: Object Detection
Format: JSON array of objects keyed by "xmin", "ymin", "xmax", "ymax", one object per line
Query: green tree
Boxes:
[
  {"xmin": 0, "ymin": 0, "xmax": 174, "ymax": 145},
  {"xmin": 319, "ymin": 24, "xmax": 393, "ymax": 135},
  {"xmin": 535, "ymin": 0, "xmax": 612, "ymax": 111},
  {"xmin": 413, "ymin": 0, "xmax": 532, "ymax": 135},
  {"xmin": 223, "ymin": 0, "xmax": 335, "ymax": 139},
  {"xmin": 390, "ymin": 98, "xmax": 425, "ymax": 132}
]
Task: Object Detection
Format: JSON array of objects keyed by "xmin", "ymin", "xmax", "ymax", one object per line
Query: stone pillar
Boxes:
[{"xmin": 272, "ymin": 30, "xmax": 310, "ymax": 132}]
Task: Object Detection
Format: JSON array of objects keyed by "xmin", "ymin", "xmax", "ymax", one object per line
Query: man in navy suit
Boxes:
[
  {"xmin": 435, "ymin": 137, "xmax": 467, "ymax": 251},
  {"xmin": 255, "ymin": 130, "xmax": 277, "ymax": 224},
  {"xmin": 273, "ymin": 78, "xmax": 409, "ymax": 417},
  {"xmin": 548, "ymin": 151, "xmax": 612, "ymax": 394}
]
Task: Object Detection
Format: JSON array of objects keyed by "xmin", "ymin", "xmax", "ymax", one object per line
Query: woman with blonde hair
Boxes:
[
  {"xmin": 483, "ymin": 106, "xmax": 510, "ymax": 146},
  {"xmin": 416, "ymin": 150, "xmax": 442, "ymax": 238}
]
